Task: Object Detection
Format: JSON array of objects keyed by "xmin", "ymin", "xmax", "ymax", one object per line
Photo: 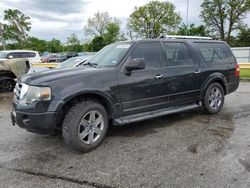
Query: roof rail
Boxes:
[{"xmin": 159, "ymin": 35, "xmax": 212, "ymax": 40}]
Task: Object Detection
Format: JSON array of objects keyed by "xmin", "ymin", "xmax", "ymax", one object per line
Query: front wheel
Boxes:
[
  {"xmin": 203, "ymin": 82, "xmax": 225, "ymax": 114},
  {"xmin": 62, "ymin": 100, "xmax": 109, "ymax": 152}
]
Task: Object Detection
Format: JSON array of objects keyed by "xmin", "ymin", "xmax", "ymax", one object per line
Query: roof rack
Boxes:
[{"xmin": 159, "ymin": 35, "xmax": 212, "ymax": 40}]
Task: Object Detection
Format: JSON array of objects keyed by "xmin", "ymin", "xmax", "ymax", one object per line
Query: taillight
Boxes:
[{"xmin": 235, "ymin": 64, "xmax": 240, "ymax": 77}]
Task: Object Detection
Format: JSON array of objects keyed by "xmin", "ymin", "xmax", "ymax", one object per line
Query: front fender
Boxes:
[{"xmin": 49, "ymin": 89, "xmax": 115, "ymax": 113}]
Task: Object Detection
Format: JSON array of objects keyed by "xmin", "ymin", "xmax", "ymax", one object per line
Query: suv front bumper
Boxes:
[{"xmin": 11, "ymin": 109, "xmax": 59, "ymax": 134}]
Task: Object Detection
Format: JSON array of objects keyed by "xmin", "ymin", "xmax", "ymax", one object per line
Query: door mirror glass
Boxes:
[{"xmin": 125, "ymin": 58, "xmax": 145, "ymax": 71}]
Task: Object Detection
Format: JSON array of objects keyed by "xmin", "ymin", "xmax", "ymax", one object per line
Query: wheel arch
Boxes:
[
  {"xmin": 201, "ymin": 75, "xmax": 227, "ymax": 98},
  {"xmin": 55, "ymin": 91, "xmax": 114, "ymax": 129},
  {"xmin": 0, "ymin": 70, "xmax": 17, "ymax": 79}
]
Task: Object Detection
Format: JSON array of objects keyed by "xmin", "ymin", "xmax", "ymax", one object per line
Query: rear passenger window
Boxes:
[
  {"xmin": 130, "ymin": 42, "xmax": 162, "ymax": 69},
  {"xmin": 9, "ymin": 53, "xmax": 22, "ymax": 58},
  {"xmin": 194, "ymin": 42, "xmax": 235, "ymax": 64},
  {"xmin": 27, "ymin": 52, "xmax": 36, "ymax": 58},
  {"xmin": 162, "ymin": 42, "xmax": 194, "ymax": 67},
  {"xmin": 20, "ymin": 52, "xmax": 36, "ymax": 58}
]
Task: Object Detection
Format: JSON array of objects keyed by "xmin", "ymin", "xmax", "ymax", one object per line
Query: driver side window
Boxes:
[{"xmin": 130, "ymin": 42, "xmax": 163, "ymax": 69}]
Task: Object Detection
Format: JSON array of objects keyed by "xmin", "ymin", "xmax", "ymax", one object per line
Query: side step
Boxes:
[{"xmin": 113, "ymin": 104, "xmax": 199, "ymax": 125}]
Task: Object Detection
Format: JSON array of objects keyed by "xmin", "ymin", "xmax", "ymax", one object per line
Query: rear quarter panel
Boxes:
[{"xmin": 191, "ymin": 41, "xmax": 239, "ymax": 95}]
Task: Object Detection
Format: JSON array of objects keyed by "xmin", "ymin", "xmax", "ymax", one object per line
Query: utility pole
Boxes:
[
  {"xmin": 186, "ymin": 0, "xmax": 189, "ymax": 36},
  {"xmin": 0, "ymin": 23, "xmax": 6, "ymax": 50}
]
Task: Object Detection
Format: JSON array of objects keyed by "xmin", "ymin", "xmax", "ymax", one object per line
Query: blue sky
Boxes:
[{"xmin": 0, "ymin": 0, "xmax": 249, "ymax": 42}]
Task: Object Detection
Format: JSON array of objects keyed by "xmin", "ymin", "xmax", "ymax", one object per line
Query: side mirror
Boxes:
[
  {"xmin": 8, "ymin": 55, "xmax": 13, "ymax": 59},
  {"xmin": 125, "ymin": 58, "xmax": 145, "ymax": 71}
]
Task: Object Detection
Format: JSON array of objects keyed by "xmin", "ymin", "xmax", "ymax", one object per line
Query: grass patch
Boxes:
[{"xmin": 240, "ymin": 69, "xmax": 250, "ymax": 78}]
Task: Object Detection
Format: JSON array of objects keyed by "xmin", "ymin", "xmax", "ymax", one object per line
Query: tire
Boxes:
[
  {"xmin": 62, "ymin": 100, "xmax": 109, "ymax": 152},
  {"xmin": 203, "ymin": 82, "xmax": 224, "ymax": 114},
  {"xmin": 0, "ymin": 77, "xmax": 15, "ymax": 92}
]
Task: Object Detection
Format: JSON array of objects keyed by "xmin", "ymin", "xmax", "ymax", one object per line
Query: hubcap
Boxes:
[
  {"xmin": 78, "ymin": 110, "xmax": 104, "ymax": 144},
  {"xmin": 208, "ymin": 86, "xmax": 222, "ymax": 110}
]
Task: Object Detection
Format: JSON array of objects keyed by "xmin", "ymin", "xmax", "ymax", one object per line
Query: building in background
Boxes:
[{"xmin": 231, "ymin": 47, "xmax": 250, "ymax": 64}]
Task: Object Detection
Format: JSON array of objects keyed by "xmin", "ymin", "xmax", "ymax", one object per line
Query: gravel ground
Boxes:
[{"xmin": 0, "ymin": 82, "xmax": 250, "ymax": 188}]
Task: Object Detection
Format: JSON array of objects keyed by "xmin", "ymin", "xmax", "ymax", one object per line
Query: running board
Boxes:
[{"xmin": 113, "ymin": 104, "xmax": 199, "ymax": 125}]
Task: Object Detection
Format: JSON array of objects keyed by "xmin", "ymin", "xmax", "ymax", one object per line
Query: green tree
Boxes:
[
  {"xmin": 84, "ymin": 12, "xmax": 113, "ymax": 36},
  {"xmin": 47, "ymin": 38, "xmax": 63, "ymax": 53},
  {"xmin": 200, "ymin": 0, "xmax": 250, "ymax": 42},
  {"xmin": 3, "ymin": 9, "xmax": 31, "ymax": 44},
  {"xmin": 177, "ymin": 24, "xmax": 210, "ymax": 36},
  {"xmin": 128, "ymin": 1, "xmax": 181, "ymax": 38},
  {"xmin": 103, "ymin": 22, "xmax": 120, "ymax": 44},
  {"xmin": 235, "ymin": 27, "xmax": 250, "ymax": 47},
  {"xmin": 66, "ymin": 34, "xmax": 82, "ymax": 52},
  {"xmin": 91, "ymin": 36, "xmax": 105, "ymax": 51},
  {"xmin": 26, "ymin": 37, "xmax": 47, "ymax": 52},
  {"xmin": 82, "ymin": 43, "xmax": 92, "ymax": 52}
]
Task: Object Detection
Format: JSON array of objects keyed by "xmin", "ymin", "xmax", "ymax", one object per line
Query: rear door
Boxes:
[{"xmin": 161, "ymin": 41, "xmax": 202, "ymax": 105}]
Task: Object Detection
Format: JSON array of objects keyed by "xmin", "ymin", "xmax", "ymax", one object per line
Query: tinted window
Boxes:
[
  {"xmin": 24, "ymin": 52, "xmax": 36, "ymax": 58},
  {"xmin": 194, "ymin": 42, "xmax": 235, "ymax": 64},
  {"xmin": 9, "ymin": 52, "xmax": 36, "ymax": 58},
  {"xmin": 9, "ymin": 53, "xmax": 22, "ymax": 58},
  {"xmin": 162, "ymin": 42, "xmax": 194, "ymax": 67},
  {"xmin": 130, "ymin": 42, "xmax": 162, "ymax": 69},
  {"xmin": 88, "ymin": 42, "xmax": 131, "ymax": 67},
  {"xmin": 0, "ymin": 52, "xmax": 8, "ymax": 58}
]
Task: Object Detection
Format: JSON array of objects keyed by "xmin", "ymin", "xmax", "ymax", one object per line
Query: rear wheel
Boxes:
[
  {"xmin": 62, "ymin": 100, "xmax": 109, "ymax": 152},
  {"xmin": 203, "ymin": 82, "xmax": 224, "ymax": 114},
  {"xmin": 0, "ymin": 77, "xmax": 15, "ymax": 92}
]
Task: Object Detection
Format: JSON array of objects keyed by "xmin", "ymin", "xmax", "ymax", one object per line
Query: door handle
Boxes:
[
  {"xmin": 154, "ymin": 74, "xmax": 164, "ymax": 79},
  {"xmin": 194, "ymin": 69, "xmax": 201, "ymax": 74}
]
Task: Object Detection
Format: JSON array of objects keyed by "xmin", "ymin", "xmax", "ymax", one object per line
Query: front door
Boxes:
[{"xmin": 118, "ymin": 41, "xmax": 168, "ymax": 116}]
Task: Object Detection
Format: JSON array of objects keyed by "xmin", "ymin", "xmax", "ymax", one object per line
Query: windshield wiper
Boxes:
[{"xmin": 82, "ymin": 61, "xmax": 98, "ymax": 68}]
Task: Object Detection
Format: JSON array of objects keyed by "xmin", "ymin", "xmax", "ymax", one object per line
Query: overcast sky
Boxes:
[{"xmin": 0, "ymin": 0, "xmax": 249, "ymax": 42}]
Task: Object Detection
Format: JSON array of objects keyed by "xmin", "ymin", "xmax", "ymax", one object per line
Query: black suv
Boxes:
[{"xmin": 11, "ymin": 38, "xmax": 239, "ymax": 152}]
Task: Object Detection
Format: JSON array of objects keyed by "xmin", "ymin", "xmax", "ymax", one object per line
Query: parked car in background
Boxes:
[
  {"xmin": 64, "ymin": 52, "xmax": 78, "ymax": 59},
  {"xmin": 57, "ymin": 55, "xmax": 92, "ymax": 68},
  {"xmin": 42, "ymin": 52, "xmax": 78, "ymax": 63},
  {"xmin": 0, "ymin": 58, "xmax": 30, "ymax": 91},
  {"xmin": 78, "ymin": 52, "xmax": 96, "ymax": 56},
  {"xmin": 0, "ymin": 50, "xmax": 41, "ymax": 63},
  {"xmin": 41, "ymin": 53, "xmax": 63, "ymax": 63},
  {"xmin": 28, "ymin": 55, "xmax": 93, "ymax": 73}
]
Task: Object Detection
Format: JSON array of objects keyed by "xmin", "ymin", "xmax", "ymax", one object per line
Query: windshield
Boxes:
[
  {"xmin": 0, "ymin": 52, "xmax": 8, "ymax": 59},
  {"xmin": 59, "ymin": 56, "xmax": 87, "ymax": 68},
  {"xmin": 88, "ymin": 42, "xmax": 131, "ymax": 67}
]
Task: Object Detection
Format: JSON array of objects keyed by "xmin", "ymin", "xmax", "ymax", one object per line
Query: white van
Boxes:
[{"xmin": 0, "ymin": 50, "xmax": 41, "ymax": 63}]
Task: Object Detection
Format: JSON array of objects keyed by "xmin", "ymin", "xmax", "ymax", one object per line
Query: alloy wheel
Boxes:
[
  {"xmin": 208, "ymin": 86, "xmax": 222, "ymax": 110},
  {"xmin": 78, "ymin": 110, "xmax": 104, "ymax": 144}
]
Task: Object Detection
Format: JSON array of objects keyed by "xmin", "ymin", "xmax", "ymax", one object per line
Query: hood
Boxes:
[{"xmin": 21, "ymin": 66, "xmax": 98, "ymax": 85}]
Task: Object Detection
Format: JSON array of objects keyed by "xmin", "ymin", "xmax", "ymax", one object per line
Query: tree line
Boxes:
[{"xmin": 0, "ymin": 0, "xmax": 249, "ymax": 52}]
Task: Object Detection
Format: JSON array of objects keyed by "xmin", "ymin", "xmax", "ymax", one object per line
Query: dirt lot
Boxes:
[{"xmin": 0, "ymin": 82, "xmax": 250, "ymax": 188}]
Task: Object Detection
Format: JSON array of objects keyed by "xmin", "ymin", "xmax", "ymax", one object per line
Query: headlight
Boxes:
[{"xmin": 19, "ymin": 83, "xmax": 51, "ymax": 104}]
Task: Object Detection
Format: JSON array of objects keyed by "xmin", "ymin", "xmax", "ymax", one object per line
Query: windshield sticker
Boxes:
[{"xmin": 116, "ymin": 44, "xmax": 130, "ymax": 49}]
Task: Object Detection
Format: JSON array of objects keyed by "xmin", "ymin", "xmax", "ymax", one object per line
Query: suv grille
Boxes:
[{"xmin": 13, "ymin": 83, "xmax": 22, "ymax": 103}]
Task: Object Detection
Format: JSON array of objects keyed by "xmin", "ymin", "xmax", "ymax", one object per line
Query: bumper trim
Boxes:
[{"xmin": 11, "ymin": 110, "xmax": 59, "ymax": 135}]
